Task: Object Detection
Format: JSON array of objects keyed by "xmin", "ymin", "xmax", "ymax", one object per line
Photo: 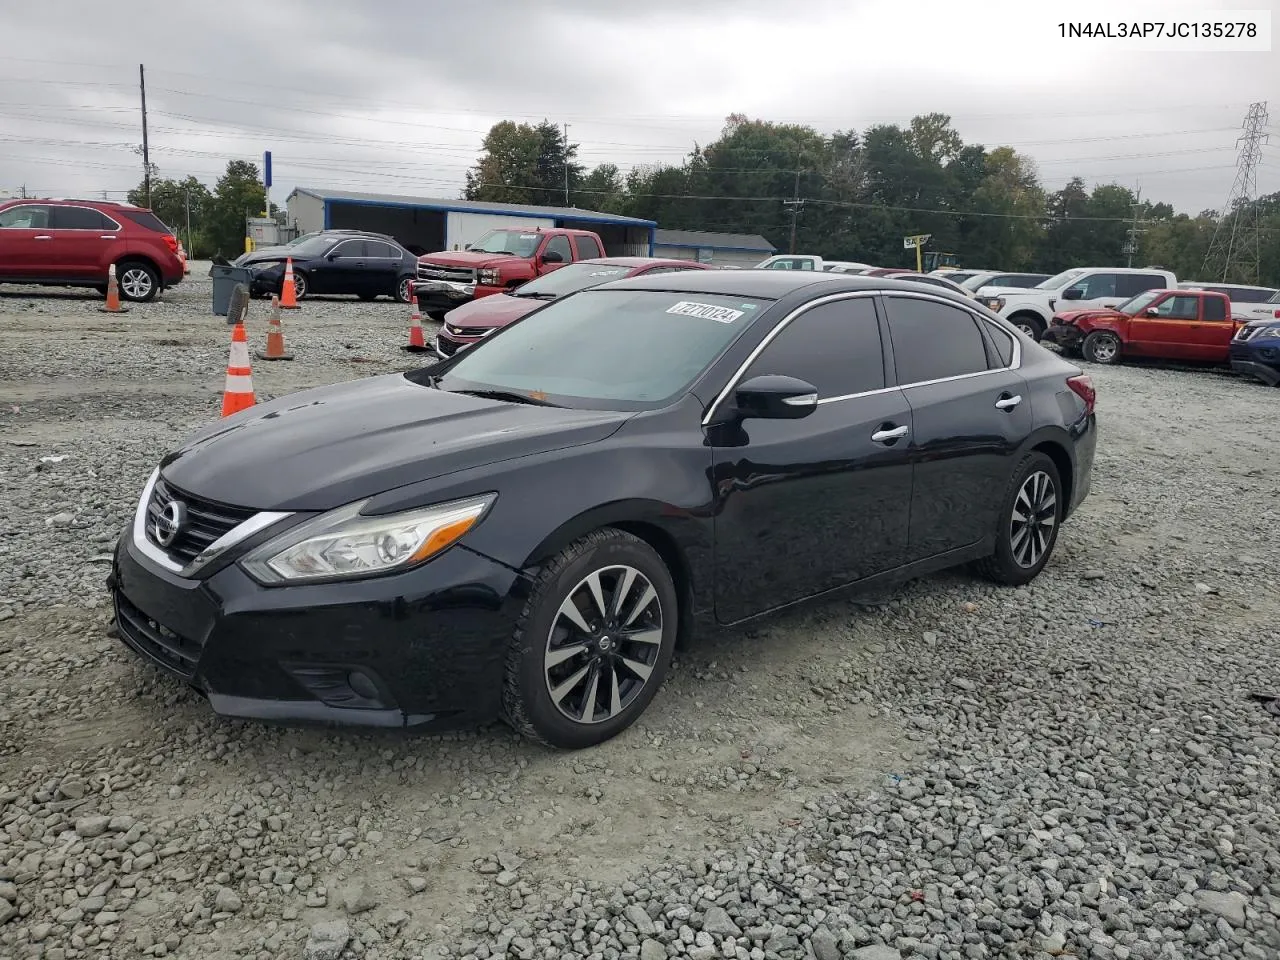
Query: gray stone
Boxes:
[
  {"xmin": 407, "ymin": 876, "xmax": 428, "ymax": 894},
  {"xmin": 343, "ymin": 882, "xmax": 379, "ymax": 915},
  {"xmin": 640, "ymin": 939, "xmax": 668, "ymax": 960},
  {"xmin": 702, "ymin": 906, "xmax": 741, "ymax": 937},
  {"xmin": 213, "ymin": 887, "xmax": 241, "ymax": 913},
  {"xmin": 305, "ymin": 919, "xmax": 353, "ymax": 960},
  {"xmin": 75, "ymin": 815, "xmax": 110, "ymax": 839},
  {"xmin": 1195, "ymin": 890, "xmax": 1247, "ymax": 928},
  {"xmin": 851, "ymin": 948, "xmax": 902, "ymax": 960},
  {"xmin": 0, "ymin": 881, "xmax": 15, "ymax": 903},
  {"xmin": 626, "ymin": 904, "xmax": 657, "ymax": 936},
  {"xmin": 810, "ymin": 927, "xmax": 840, "ymax": 960}
]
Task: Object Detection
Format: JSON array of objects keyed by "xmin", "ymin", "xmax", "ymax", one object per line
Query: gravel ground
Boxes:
[{"xmin": 1, "ymin": 265, "xmax": 1277, "ymax": 960}]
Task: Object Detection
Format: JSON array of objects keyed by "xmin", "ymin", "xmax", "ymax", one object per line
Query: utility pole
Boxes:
[
  {"xmin": 1124, "ymin": 186, "xmax": 1145, "ymax": 268},
  {"xmin": 783, "ymin": 169, "xmax": 805, "ymax": 254},
  {"xmin": 139, "ymin": 64, "xmax": 151, "ymax": 207},
  {"xmin": 19, "ymin": 183, "xmax": 27, "ymax": 199},
  {"xmin": 185, "ymin": 190, "xmax": 193, "ymax": 254},
  {"xmin": 1202, "ymin": 101, "xmax": 1269, "ymax": 284},
  {"xmin": 563, "ymin": 123, "xmax": 570, "ymax": 206}
]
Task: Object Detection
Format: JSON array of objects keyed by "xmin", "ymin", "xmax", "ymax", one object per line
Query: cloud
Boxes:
[{"xmin": 0, "ymin": 0, "xmax": 1272, "ymax": 216}]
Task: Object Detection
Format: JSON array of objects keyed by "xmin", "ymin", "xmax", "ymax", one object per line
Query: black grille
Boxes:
[
  {"xmin": 146, "ymin": 477, "xmax": 255, "ymax": 566},
  {"xmin": 435, "ymin": 336, "xmax": 459, "ymax": 357},
  {"xmin": 114, "ymin": 592, "xmax": 200, "ymax": 679},
  {"xmin": 446, "ymin": 324, "xmax": 491, "ymax": 338}
]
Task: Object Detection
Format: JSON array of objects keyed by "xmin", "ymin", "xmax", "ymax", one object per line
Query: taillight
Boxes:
[
  {"xmin": 1066, "ymin": 373, "xmax": 1095, "ymax": 416},
  {"xmin": 163, "ymin": 234, "xmax": 179, "ymax": 254},
  {"xmin": 1274, "ymin": 309, "xmax": 1280, "ymax": 318}
]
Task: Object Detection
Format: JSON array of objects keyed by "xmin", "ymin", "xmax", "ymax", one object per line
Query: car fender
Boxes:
[
  {"xmin": 1000, "ymin": 299, "xmax": 1052, "ymax": 322},
  {"xmin": 498, "ymin": 262, "xmax": 537, "ymax": 284}
]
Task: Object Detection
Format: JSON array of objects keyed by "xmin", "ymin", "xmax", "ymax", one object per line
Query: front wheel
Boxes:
[
  {"xmin": 289, "ymin": 271, "xmax": 308, "ymax": 301},
  {"xmin": 1010, "ymin": 314, "xmax": 1045, "ymax": 341},
  {"xmin": 975, "ymin": 451, "xmax": 1063, "ymax": 586},
  {"xmin": 1082, "ymin": 330, "xmax": 1122, "ymax": 365},
  {"xmin": 396, "ymin": 276, "xmax": 414, "ymax": 303},
  {"xmin": 502, "ymin": 529, "xmax": 678, "ymax": 749}
]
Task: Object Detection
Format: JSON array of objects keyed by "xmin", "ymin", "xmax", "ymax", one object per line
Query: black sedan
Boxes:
[
  {"xmin": 108, "ymin": 271, "xmax": 1097, "ymax": 749},
  {"xmin": 239, "ymin": 232, "xmax": 417, "ymax": 303}
]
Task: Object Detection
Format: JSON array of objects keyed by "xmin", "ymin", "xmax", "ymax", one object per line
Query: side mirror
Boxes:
[
  {"xmin": 327, "ymin": 252, "xmax": 339, "ymax": 261},
  {"xmin": 464, "ymin": 243, "xmax": 472, "ymax": 250},
  {"xmin": 1145, "ymin": 307, "xmax": 1160, "ymax": 316},
  {"xmin": 541, "ymin": 250, "xmax": 564, "ymax": 264},
  {"xmin": 1061, "ymin": 287, "xmax": 1084, "ymax": 301},
  {"xmin": 734, "ymin": 375, "xmax": 818, "ymax": 420}
]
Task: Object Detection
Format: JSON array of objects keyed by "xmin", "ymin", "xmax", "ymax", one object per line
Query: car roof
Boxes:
[
  {"xmin": 599, "ymin": 268, "xmax": 982, "ymax": 304},
  {"xmin": 574, "ymin": 256, "xmax": 711, "ymax": 270}
]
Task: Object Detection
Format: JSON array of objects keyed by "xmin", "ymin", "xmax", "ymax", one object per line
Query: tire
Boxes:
[
  {"xmin": 502, "ymin": 529, "xmax": 679, "ymax": 749},
  {"xmin": 290, "ymin": 272, "xmax": 308, "ymax": 301},
  {"xmin": 1010, "ymin": 313, "xmax": 1045, "ymax": 341},
  {"xmin": 116, "ymin": 260, "xmax": 159, "ymax": 302},
  {"xmin": 975, "ymin": 451, "xmax": 1063, "ymax": 586},
  {"xmin": 1082, "ymin": 330, "xmax": 1122, "ymax": 365},
  {"xmin": 395, "ymin": 276, "xmax": 414, "ymax": 303}
]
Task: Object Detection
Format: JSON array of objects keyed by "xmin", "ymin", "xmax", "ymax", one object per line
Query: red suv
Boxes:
[{"xmin": 0, "ymin": 198, "xmax": 185, "ymax": 302}]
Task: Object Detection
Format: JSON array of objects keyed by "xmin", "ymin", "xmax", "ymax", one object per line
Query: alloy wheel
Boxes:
[
  {"xmin": 543, "ymin": 565, "xmax": 664, "ymax": 725},
  {"xmin": 1010, "ymin": 470, "xmax": 1057, "ymax": 568},
  {"xmin": 292, "ymin": 273, "xmax": 307, "ymax": 300},
  {"xmin": 1091, "ymin": 334, "xmax": 1119, "ymax": 362},
  {"xmin": 120, "ymin": 267, "xmax": 153, "ymax": 300},
  {"xmin": 398, "ymin": 277, "xmax": 413, "ymax": 302}
]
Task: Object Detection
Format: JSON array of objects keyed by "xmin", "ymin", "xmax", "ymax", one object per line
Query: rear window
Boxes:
[{"xmin": 118, "ymin": 209, "xmax": 173, "ymax": 234}]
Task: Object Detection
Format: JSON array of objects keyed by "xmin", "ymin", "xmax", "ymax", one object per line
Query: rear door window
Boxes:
[
  {"xmin": 745, "ymin": 298, "xmax": 885, "ymax": 397},
  {"xmin": 331, "ymin": 239, "xmax": 368, "ymax": 258},
  {"xmin": 574, "ymin": 235, "xmax": 603, "ymax": 259},
  {"xmin": 51, "ymin": 206, "xmax": 115, "ymax": 230},
  {"xmin": 883, "ymin": 296, "xmax": 991, "ymax": 384},
  {"xmin": 1203, "ymin": 296, "xmax": 1228, "ymax": 321},
  {"xmin": 1117, "ymin": 273, "xmax": 1167, "ymax": 297}
]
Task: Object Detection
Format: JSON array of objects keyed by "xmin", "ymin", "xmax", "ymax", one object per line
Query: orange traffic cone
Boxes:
[
  {"xmin": 279, "ymin": 258, "xmax": 300, "ymax": 310},
  {"xmin": 99, "ymin": 264, "xmax": 129, "ymax": 314},
  {"xmin": 402, "ymin": 281, "xmax": 430, "ymax": 353},
  {"xmin": 255, "ymin": 296, "xmax": 294, "ymax": 361},
  {"xmin": 220, "ymin": 323, "xmax": 256, "ymax": 417}
]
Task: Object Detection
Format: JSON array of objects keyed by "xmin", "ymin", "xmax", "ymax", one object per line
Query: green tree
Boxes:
[
  {"xmin": 205, "ymin": 160, "xmax": 265, "ymax": 259},
  {"xmin": 127, "ymin": 175, "xmax": 213, "ymax": 251},
  {"xmin": 465, "ymin": 120, "xmax": 582, "ymax": 206},
  {"xmin": 579, "ymin": 163, "xmax": 626, "ymax": 212}
]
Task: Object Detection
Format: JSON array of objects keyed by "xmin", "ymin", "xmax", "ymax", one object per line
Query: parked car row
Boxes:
[{"xmin": 109, "ymin": 267, "xmax": 1099, "ymax": 748}]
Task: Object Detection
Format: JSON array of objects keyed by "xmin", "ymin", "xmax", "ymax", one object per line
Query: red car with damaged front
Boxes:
[
  {"xmin": 1044, "ymin": 288, "xmax": 1245, "ymax": 366},
  {"xmin": 433, "ymin": 256, "xmax": 714, "ymax": 359}
]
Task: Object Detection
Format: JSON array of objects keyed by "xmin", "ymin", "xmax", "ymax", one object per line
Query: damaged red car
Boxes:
[{"xmin": 1044, "ymin": 289, "xmax": 1243, "ymax": 365}]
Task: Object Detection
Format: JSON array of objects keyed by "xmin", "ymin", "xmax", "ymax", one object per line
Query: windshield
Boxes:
[
  {"xmin": 1116, "ymin": 290, "xmax": 1162, "ymax": 314},
  {"xmin": 1037, "ymin": 269, "xmax": 1086, "ymax": 290},
  {"xmin": 961, "ymin": 273, "xmax": 995, "ymax": 291},
  {"xmin": 426, "ymin": 289, "xmax": 770, "ymax": 410},
  {"xmin": 280, "ymin": 235, "xmax": 338, "ymax": 258},
  {"xmin": 1269, "ymin": 290, "xmax": 1280, "ymax": 304},
  {"xmin": 287, "ymin": 231, "xmax": 322, "ymax": 246},
  {"xmin": 512, "ymin": 262, "xmax": 631, "ymax": 298},
  {"xmin": 469, "ymin": 229, "xmax": 542, "ymax": 256}
]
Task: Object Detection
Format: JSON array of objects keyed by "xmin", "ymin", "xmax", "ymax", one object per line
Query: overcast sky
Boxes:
[{"xmin": 0, "ymin": 0, "xmax": 1275, "ymax": 219}]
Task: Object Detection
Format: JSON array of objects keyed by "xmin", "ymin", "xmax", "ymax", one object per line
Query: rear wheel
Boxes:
[
  {"xmin": 1082, "ymin": 330, "xmax": 1122, "ymax": 365},
  {"xmin": 975, "ymin": 451, "xmax": 1063, "ymax": 586},
  {"xmin": 117, "ymin": 261, "xmax": 159, "ymax": 302},
  {"xmin": 502, "ymin": 529, "xmax": 678, "ymax": 749}
]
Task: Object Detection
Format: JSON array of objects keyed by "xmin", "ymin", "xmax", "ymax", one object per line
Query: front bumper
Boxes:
[
  {"xmin": 109, "ymin": 525, "xmax": 528, "ymax": 730},
  {"xmin": 415, "ymin": 281, "xmax": 508, "ymax": 313},
  {"xmin": 1043, "ymin": 323, "xmax": 1082, "ymax": 349},
  {"xmin": 1229, "ymin": 341, "xmax": 1280, "ymax": 386}
]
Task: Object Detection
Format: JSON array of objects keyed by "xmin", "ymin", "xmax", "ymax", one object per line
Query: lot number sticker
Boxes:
[{"xmin": 666, "ymin": 301, "xmax": 745, "ymax": 323}]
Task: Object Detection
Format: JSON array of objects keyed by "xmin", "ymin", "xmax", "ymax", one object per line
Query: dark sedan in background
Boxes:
[
  {"xmin": 434, "ymin": 256, "xmax": 713, "ymax": 358},
  {"xmin": 109, "ymin": 271, "xmax": 1096, "ymax": 749},
  {"xmin": 239, "ymin": 231, "xmax": 418, "ymax": 302}
]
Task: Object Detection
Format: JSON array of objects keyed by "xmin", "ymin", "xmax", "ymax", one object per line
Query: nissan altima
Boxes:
[{"xmin": 109, "ymin": 271, "xmax": 1097, "ymax": 749}]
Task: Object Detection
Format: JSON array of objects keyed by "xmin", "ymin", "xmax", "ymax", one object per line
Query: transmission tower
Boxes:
[{"xmin": 1201, "ymin": 101, "xmax": 1269, "ymax": 284}]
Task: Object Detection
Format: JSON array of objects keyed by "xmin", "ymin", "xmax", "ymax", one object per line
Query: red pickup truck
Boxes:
[
  {"xmin": 414, "ymin": 226, "xmax": 606, "ymax": 318},
  {"xmin": 1045, "ymin": 289, "xmax": 1243, "ymax": 365}
]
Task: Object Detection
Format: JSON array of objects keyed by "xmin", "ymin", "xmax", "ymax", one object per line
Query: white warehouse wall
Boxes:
[
  {"xmin": 286, "ymin": 192, "xmax": 326, "ymax": 234},
  {"xmin": 446, "ymin": 212, "xmax": 556, "ymax": 251}
]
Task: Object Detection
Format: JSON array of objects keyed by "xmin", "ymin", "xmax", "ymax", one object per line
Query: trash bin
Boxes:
[{"xmin": 210, "ymin": 264, "xmax": 254, "ymax": 316}]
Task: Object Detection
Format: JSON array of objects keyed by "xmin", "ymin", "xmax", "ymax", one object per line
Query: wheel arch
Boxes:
[
  {"xmin": 521, "ymin": 501, "xmax": 703, "ymax": 650},
  {"xmin": 1021, "ymin": 428, "xmax": 1076, "ymax": 518}
]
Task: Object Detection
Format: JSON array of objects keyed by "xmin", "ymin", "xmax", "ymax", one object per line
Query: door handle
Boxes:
[
  {"xmin": 871, "ymin": 424, "xmax": 909, "ymax": 444},
  {"xmin": 995, "ymin": 394, "xmax": 1023, "ymax": 411},
  {"xmin": 100, "ymin": 235, "xmax": 116, "ymax": 240},
  {"xmin": 33, "ymin": 235, "xmax": 52, "ymax": 240}
]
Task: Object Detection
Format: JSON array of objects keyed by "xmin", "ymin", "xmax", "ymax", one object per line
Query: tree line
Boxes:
[
  {"xmin": 128, "ymin": 160, "xmax": 265, "ymax": 260},
  {"xmin": 464, "ymin": 114, "xmax": 1280, "ymax": 286}
]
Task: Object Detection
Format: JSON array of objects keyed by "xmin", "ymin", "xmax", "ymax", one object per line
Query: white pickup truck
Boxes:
[
  {"xmin": 755, "ymin": 255, "xmax": 877, "ymax": 273},
  {"xmin": 976, "ymin": 266, "xmax": 1178, "ymax": 341}
]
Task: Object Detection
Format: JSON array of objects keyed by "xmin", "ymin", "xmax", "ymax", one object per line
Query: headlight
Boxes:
[
  {"xmin": 239, "ymin": 494, "xmax": 495, "ymax": 585},
  {"xmin": 1259, "ymin": 325, "xmax": 1280, "ymax": 340},
  {"xmin": 478, "ymin": 268, "xmax": 502, "ymax": 286},
  {"xmin": 984, "ymin": 297, "xmax": 1005, "ymax": 311}
]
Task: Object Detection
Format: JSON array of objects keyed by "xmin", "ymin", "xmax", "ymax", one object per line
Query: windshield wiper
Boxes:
[
  {"xmin": 451, "ymin": 388, "xmax": 560, "ymax": 407},
  {"xmin": 512, "ymin": 291, "xmax": 557, "ymax": 299}
]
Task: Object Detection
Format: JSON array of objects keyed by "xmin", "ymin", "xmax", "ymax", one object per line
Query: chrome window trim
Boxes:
[
  {"xmin": 130, "ymin": 467, "xmax": 294, "ymax": 579},
  {"xmin": 701, "ymin": 289, "xmax": 1021, "ymax": 426}
]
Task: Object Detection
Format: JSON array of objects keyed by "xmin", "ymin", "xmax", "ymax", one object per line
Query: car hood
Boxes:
[
  {"xmin": 443, "ymin": 293, "xmax": 543, "ymax": 328},
  {"xmin": 237, "ymin": 251, "xmax": 292, "ymax": 267},
  {"xmin": 977, "ymin": 285, "xmax": 1045, "ymax": 298},
  {"xmin": 1054, "ymin": 307, "xmax": 1124, "ymax": 324},
  {"xmin": 159, "ymin": 375, "xmax": 629, "ymax": 511},
  {"xmin": 419, "ymin": 250, "xmax": 524, "ymax": 268}
]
